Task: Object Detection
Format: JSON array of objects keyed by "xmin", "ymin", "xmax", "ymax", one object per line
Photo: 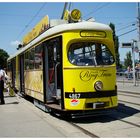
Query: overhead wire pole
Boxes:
[
  {"xmin": 68, "ymin": 2, "xmax": 71, "ymax": 11},
  {"xmin": 137, "ymin": 2, "xmax": 140, "ymax": 61},
  {"xmin": 61, "ymin": 2, "xmax": 68, "ymax": 19},
  {"xmin": 137, "ymin": 3, "xmax": 140, "ymax": 41}
]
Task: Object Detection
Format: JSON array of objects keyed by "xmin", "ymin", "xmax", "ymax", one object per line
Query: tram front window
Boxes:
[{"xmin": 68, "ymin": 42, "xmax": 115, "ymax": 66}]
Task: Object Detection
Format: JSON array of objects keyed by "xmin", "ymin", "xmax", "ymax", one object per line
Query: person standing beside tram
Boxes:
[
  {"xmin": 0, "ymin": 67, "xmax": 9, "ymax": 104},
  {"xmin": 127, "ymin": 65, "xmax": 132, "ymax": 80}
]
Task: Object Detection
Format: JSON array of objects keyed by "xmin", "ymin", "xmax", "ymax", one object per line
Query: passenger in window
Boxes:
[
  {"xmin": 26, "ymin": 66, "xmax": 29, "ymax": 70},
  {"xmin": 95, "ymin": 44, "xmax": 103, "ymax": 65},
  {"xmin": 69, "ymin": 52, "xmax": 77, "ymax": 65}
]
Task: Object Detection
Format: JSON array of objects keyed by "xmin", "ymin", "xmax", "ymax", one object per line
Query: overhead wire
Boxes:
[
  {"xmin": 83, "ymin": 3, "xmax": 111, "ymax": 19},
  {"xmin": 0, "ymin": 13, "xmax": 43, "ymax": 18},
  {"xmin": 116, "ymin": 21, "xmax": 137, "ymax": 37},
  {"xmin": 13, "ymin": 3, "xmax": 137, "ymax": 39},
  {"xmin": 116, "ymin": 22, "xmax": 136, "ymax": 32},
  {"xmin": 118, "ymin": 28, "xmax": 137, "ymax": 37},
  {"xmin": 16, "ymin": 3, "xmax": 46, "ymax": 40},
  {"xmin": 81, "ymin": 2, "xmax": 137, "ymax": 38},
  {"xmin": 117, "ymin": 23, "xmax": 136, "ymax": 32}
]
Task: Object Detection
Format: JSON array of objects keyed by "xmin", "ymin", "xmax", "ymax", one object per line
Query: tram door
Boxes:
[
  {"xmin": 19, "ymin": 54, "xmax": 25, "ymax": 94},
  {"xmin": 45, "ymin": 37, "xmax": 63, "ymax": 104}
]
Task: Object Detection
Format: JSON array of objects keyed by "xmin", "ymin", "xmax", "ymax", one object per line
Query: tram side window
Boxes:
[
  {"xmin": 29, "ymin": 48, "xmax": 35, "ymax": 69},
  {"xmin": 24, "ymin": 46, "xmax": 43, "ymax": 70},
  {"xmin": 35, "ymin": 45, "xmax": 43, "ymax": 69},
  {"xmin": 24, "ymin": 51, "xmax": 29, "ymax": 70}
]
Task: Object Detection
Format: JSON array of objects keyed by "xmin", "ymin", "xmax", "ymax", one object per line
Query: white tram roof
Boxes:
[{"xmin": 8, "ymin": 20, "xmax": 112, "ymax": 60}]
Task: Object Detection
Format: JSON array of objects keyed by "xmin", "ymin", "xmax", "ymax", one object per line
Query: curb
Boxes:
[{"xmin": 118, "ymin": 90, "xmax": 140, "ymax": 95}]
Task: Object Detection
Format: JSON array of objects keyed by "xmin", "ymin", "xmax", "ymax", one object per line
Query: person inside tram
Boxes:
[{"xmin": 95, "ymin": 44, "xmax": 103, "ymax": 65}]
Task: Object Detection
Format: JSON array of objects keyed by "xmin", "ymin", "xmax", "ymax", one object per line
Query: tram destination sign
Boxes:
[{"xmin": 121, "ymin": 42, "xmax": 132, "ymax": 48}]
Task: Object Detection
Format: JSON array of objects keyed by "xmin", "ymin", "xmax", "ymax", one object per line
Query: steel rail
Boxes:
[{"xmin": 68, "ymin": 122, "xmax": 99, "ymax": 138}]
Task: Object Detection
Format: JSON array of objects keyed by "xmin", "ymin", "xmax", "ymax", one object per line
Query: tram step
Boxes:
[
  {"xmin": 52, "ymin": 95, "xmax": 61, "ymax": 100},
  {"xmin": 46, "ymin": 100, "xmax": 56, "ymax": 104},
  {"xmin": 45, "ymin": 103, "xmax": 62, "ymax": 111}
]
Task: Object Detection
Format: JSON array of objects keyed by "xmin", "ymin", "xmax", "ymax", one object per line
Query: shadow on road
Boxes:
[{"xmin": 61, "ymin": 103, "xmax": 140, "ymax": 123}]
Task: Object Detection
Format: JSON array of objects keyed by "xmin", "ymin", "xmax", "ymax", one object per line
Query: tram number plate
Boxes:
[
  {"xmin": 69, "ymin": 93, "xmax": 81, "ymax": 99},
  {"xmin": 93, "ymin": 102, "xmax": 106, "ymax": 109}
]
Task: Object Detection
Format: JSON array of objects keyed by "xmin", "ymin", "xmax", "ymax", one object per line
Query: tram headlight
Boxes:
[{"xmin": 94, "ymin": 81, "xmax": 103, "ymax": 91}]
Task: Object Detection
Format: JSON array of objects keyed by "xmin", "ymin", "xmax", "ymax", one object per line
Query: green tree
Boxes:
[
  {"xmin": 0, "ymin": 48, "xmax": 9, "ymax": 69},
  {"xmin": 124, "ymin": 51, "xmax": 132, "ymax": 68},
  {"xmin": 109, "ymin": 23, "xmax": 120, "ymax": 68}
]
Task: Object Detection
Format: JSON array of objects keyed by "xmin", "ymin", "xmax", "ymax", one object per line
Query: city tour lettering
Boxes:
[{"xmin": 79, "ymin": 70, "xmax": 111, "ymax": 81}]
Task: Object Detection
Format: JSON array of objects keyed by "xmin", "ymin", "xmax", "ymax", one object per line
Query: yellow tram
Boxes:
[{"xmin": 7, "ymin": 9, "xmax": 118, "ymax": 117}]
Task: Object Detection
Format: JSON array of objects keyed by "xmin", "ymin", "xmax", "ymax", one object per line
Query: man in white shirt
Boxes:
[{"xmin": 0, "ymin": 68, "xmax": 8, "ymax": 104}]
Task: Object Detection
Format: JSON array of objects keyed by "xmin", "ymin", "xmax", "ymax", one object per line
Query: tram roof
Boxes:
[{"xmin": 8, "ymin": 21, "xmax": 112, "ymax": 60}]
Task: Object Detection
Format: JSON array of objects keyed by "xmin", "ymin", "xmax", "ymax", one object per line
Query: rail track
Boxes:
[
  {"xmin": 69, "ymin": 122, "xmax": 99, "ymax": 138},
  {"xmin": 118, "ymin": 90, "xmax": 140, "ymax": 97},
  {"xmin": 119, "ymin": 100, "xmax": 140, "ymax": 106},
  {"xmin": 23, "ymin": 90, "xmax": 140, "ymax": 137},
  {"xmin": 66, "ymin": 109, "xmax": 140, "ymax": 137},
  {"xmin": 118, "ymin": 91, "xmax": 140, "ymax": 106}
]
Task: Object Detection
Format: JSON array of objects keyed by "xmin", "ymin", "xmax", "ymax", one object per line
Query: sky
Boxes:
[{"xmin": 0, "ymin": 2, "xmax": 139, "ymax": 61}]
